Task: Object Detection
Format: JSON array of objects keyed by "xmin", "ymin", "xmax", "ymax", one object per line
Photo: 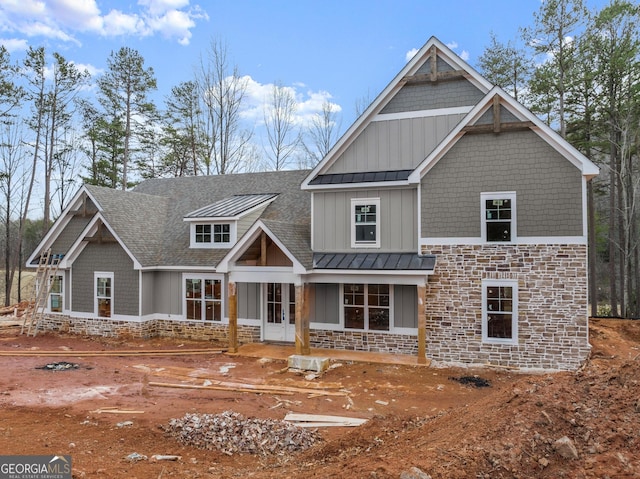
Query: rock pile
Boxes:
[{"xmin": 163, "ymin": 411, "xmax": 321, "ymax": 456}]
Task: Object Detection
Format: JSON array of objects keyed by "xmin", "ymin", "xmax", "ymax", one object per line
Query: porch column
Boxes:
[
  {"xmin": 417, "ymin": 283, "xmax": 427, "ymax": 364},
  {"xmin": 228, "ymin": 281, "xmax": 238, "ymax": 353},
  {"xmin": 295, "ymin": 283, "xmax": 310, "ymax": 355}
]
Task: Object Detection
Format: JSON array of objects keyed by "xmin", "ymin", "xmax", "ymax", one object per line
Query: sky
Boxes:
[{"xmin": 0, "ymin": 0, "xmax": 612, "ymax": 155}]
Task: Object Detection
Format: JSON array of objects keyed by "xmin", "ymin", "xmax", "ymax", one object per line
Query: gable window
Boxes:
[
  {"xmin": 190, "ymin": 222, "xmax": 235, "ymax": 248},
  {"xmin": 482, "ymin": 279, "xmax": 518, "ymax": 344},
  {"xmin": 49, "ymin": 275, "xmax": 63, "ymax": 313},
  {"xmin": 95, "ymin": 272, "xmax": 113, "ymax": 318},
  {"xmin": 481, "ymin": 192, "xmax": 516, "ymax": 243},
  {"xmin": 185, "ymin": 275, "xmax": 223, "ymax": 321},
  {"xmin": 351, "ymin": 198, "xmax": 380, "ymax": 248},
  {"xmin": 195, "ymin": 224, "xmax": 211, "ymax": 243},
  {"xmin": 343, "ymin": 283, "xmax": 390, "ymax": 331},
  {"xmin": 214, "ymin": 224, "xmax": 230, "ymax": 243}
]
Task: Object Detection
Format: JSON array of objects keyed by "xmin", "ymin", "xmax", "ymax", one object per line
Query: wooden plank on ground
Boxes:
[{"xmin": 284, "ymin": 413, "xmax": 367, "ymax": 425}]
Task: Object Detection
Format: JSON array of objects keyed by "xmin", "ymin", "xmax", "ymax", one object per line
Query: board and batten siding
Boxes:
[
  {"xmin": 325, "ymin": 114, "xmax": 466, "ymax": 174},
  {"xmin": 421, "ymin": 130, "xmax": 583, "ymax": 239},
  {"xmin": 238, "ymin": 282, "xmax": 260, "ymax": 320},
  {"xmin": 71, "ymin": 242, "xmax": 139, "ymax": 316},
  {"xmin": 309, "ymin": 283, "xmax": 340, "ymax": 324},
  {"xmin": 394, "ymin": 284, "xmax": 417, "ymax": 328},
  {"xmin": 141, "ymin": 271, "xmax": 182, "ymax": 316},
  {"xmin": 313, "ymin": 188, "xmax": 417, "ymax": 252}
]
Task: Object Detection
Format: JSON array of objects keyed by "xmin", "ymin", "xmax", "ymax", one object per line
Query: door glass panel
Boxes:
[{"xmin": 267, "ymin": 283, "xmax": 282, "ymax": 324}]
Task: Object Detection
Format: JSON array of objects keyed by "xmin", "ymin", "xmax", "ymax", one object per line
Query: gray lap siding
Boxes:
[{"xmin": 71, "ymin": 242, "xmax": 139, "ymax": 316}]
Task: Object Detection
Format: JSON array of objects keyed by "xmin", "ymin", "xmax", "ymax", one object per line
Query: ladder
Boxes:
[{"xmin": 21, "ymin": 249, "xmax": 61, "ymax": 336}]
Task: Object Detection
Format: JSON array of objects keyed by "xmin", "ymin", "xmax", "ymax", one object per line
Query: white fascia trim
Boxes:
[
  {"xmin": 61, "ymin": 213, "xmax": 142, "ymax": 270},
  {"xmin": 372, "ymin": 106, "xmax": 474, "ymax": 122},
  {"xmin": 302, "ymin": 36, "xmax": 492, "ymax": 190},
  {"xmin": 420, "ymin": 236, "xmax": 587, "ymax": 246},
  {"xmin": 184, "ymin": 216, "xmax": 238, "ymax": 222},
  {"xmin": 230, "ymin": 269, "xmax": 300, "ymax": 285},
  {"xmin": 139, "ymin": 265, "xmax": 219, "ymax": 272},
  {"xmin": 306, "ymin": 271, "xmax": 430, "ymax": 285},
  {"xmin": 26, "ymin": 185, "xmax": 91, "ymax": 267}
]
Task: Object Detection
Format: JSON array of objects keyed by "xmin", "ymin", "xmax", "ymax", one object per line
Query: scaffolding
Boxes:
[{"xmin": 21, "ymin": 249, "xmax": 61, "ymax": 336}]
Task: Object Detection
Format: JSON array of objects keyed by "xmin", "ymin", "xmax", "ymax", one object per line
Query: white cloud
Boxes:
[
  {"xmin": 0, "ymin": 37, "xmax": 29, "ymax": 52},
  {"xmin": 405, "ymin": 48, "xmax": 418, "ymax": 62},
  {"xmin": 239, "ymin": 75, "xmax": 341, "ymax": 129},
  {"xmin": 138, "ymin": 0, "xmax": 190, "ymax": 16},
  {"xmin": 0, "ymin": 0, "xmax": 207, "ymax": 45},
  {"xmin": 460, "ymin": 50, "xmax": 469, "ymax": 61},
  {"xmin": 446, "ymin": 41, "xmax": 458, "ymax": 49}
]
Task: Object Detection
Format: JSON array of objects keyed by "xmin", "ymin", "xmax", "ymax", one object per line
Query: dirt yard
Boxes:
[{"xmin": 0, "ymin": 318, "xmax": 638, "ymax": 478}]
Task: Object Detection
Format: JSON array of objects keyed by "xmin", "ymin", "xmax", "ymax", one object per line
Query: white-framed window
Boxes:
[
  {"xmin": 195, "ymin": 224, "xmax": 211, "ymax": 243},
  {"xmin": 95, "ymin": 272, "xmax": 113, "ymax": 318},
  {"xmin": 190, "ymin": 222, "xmax": 235, "ymax": 248},
  {"xmin": 184, "ymin": 274, "xmax": 223, "ymax": 321},
  {"xmin": 351, "ymin": 198, "xmax": 380, "ymax": 248},
  {"xmin": 482, "ymin": 279, "xmax": 518, "ymax": 344},
  {"xmin": 481, "ymin": 192, "xmax": 516, "ymax": 243},
  {"xmin": 342, "ymin": 283, "xmax": 391, "ymax": 331},
  {"xmin": 49, "ymin": 274, "xmax": 63, "ymax": 313}
]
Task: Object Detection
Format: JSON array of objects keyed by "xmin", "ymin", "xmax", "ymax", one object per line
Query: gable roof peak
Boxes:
[{"xmin": 302, "ymin": 36, "xmax": 494, "ymax": 189}]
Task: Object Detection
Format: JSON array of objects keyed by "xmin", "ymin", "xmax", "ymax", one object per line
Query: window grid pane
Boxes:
[
  {"xmin": 354, "ymin": 204, "xmax": 377, "ymax": 243},
  {"xmin": 486, "ymin": 286, "xmax": 513, "ymax": 339},
  {"xmin": 213, "ymin": 224, "xmax": 230, "ymax": 243},
  {"xmin": 485, "ymin": 198, "xmax": 512, "ymax": 242},
  {"xmin": 195, "ymin": 224, "xmax": 211, "ymax": 243}
]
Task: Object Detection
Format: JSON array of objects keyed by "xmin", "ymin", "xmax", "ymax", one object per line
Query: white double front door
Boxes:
[{"xmin": 263, "ymin": 283, "xmax": 296, "ymax": 342}]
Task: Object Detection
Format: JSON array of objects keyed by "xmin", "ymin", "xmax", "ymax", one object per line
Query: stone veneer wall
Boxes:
[
  {"xmin": 311, "ymin": 329, "xmax": 418, "ymax": 355},
  {"xmin": 422, "ymin": 244, "xmax": 591, "ymax": 370},
  {"xmin": 36, "ymin": 315, "xmax": 260, "ymax": 344}
]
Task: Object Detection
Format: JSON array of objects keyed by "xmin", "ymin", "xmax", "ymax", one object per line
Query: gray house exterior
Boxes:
[{"xmin": 28, "ymin": 37, "xmax": 599, "ymax": 370}]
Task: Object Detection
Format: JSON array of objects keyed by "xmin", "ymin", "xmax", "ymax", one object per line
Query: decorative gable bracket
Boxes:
[
  {"xmin": 462, "ymin": 96, "xmax": 534, "ymax": 135},
  {"xmin": 402, "ymin": 45, "xmax": 468, "ymax": 85}
]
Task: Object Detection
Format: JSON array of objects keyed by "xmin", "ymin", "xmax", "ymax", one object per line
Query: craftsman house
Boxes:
[{"xmin": 28, "ymin": 37, "xmax": 598, "ymax": 370}]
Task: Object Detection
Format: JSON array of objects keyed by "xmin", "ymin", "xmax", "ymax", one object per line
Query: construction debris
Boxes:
[
  {"xmin": 163, "ymin": 411, "xmax": 321, "ymax": 455},
  {"xmin": 35, "ymin": 361, "xmax": 80, "ymax": 371}
]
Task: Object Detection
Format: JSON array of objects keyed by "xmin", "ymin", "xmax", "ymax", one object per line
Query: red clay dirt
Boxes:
[{"xmin": 0, "ymin": 318, "xmax": 638, "ymax": 478}]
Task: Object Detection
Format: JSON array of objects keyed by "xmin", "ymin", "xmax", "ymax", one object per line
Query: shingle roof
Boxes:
[
  {"xmin": 313, "ymin": 252, "xmax": 436, "ymax": 271},
  {"xmin": 85, "ymin": 170, "xmax": 311, "ymax": 268},
  {"xmin": 185, "ymin": 193, "xmax": 278, "ymax": 219}
]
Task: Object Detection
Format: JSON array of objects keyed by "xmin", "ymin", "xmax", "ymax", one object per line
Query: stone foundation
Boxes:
[
  {"xmin": 422, "ymin": 244, "xmax": 591, "ymax": 370},
  {"xmin": 36, "ymin": 315, "xmax": 261, "ymax": 344},
  {"xmin": 310, "ymin": 329, "xmax": 418, "ymax": 355}
]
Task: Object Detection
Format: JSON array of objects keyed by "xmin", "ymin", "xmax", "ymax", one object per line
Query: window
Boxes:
[
  {"xmin": 343, "ymin": 283, "xmax": 390, "ymax": 331},
  {"xmin": 213, "ymin": 224, "xmax": 230, "ymax": 243},
  {"xmin": 482, "ymin": 280, "xmax": 518, "ymax": 344},
  {"xmin": 49, "ymin": 275, "xmax": 63, "ymax": 313},
  {"xmin": 95, "ymin": 273, "xmax": 113, "ymax": 318},
  {"xmin": 351, "ymin": 198, "xmax": 380, "ymax": 248},
  {"xmin": 195, "ymin": 224, "xmax": 211, "ymax": 243},
  {"xmin": 482, "ymin": 192, "xmax": 516, "ymax": 242},
  {"xmin": 185, "ymin": 276, "xmax": 223, "ymax": 321},
  {"xmin": 190, "ymin": 222, "xmax": 235, "ymax": 248}
]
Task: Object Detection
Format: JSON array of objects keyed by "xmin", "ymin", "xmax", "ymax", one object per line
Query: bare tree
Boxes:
[
  {"xmin": 263, "ymin": 81, "xmax": 299, "ymax": 171},
  {"xmin": 0, "ymin": 123, "xmax": 29, "ymax": 306},
  {"xmin": 302, "ymin": 100, "xmax": 341, "ymax": 167},
  {"xmin": 195, "ymin": 38, "xmax": 253, "ymax": 175}
]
